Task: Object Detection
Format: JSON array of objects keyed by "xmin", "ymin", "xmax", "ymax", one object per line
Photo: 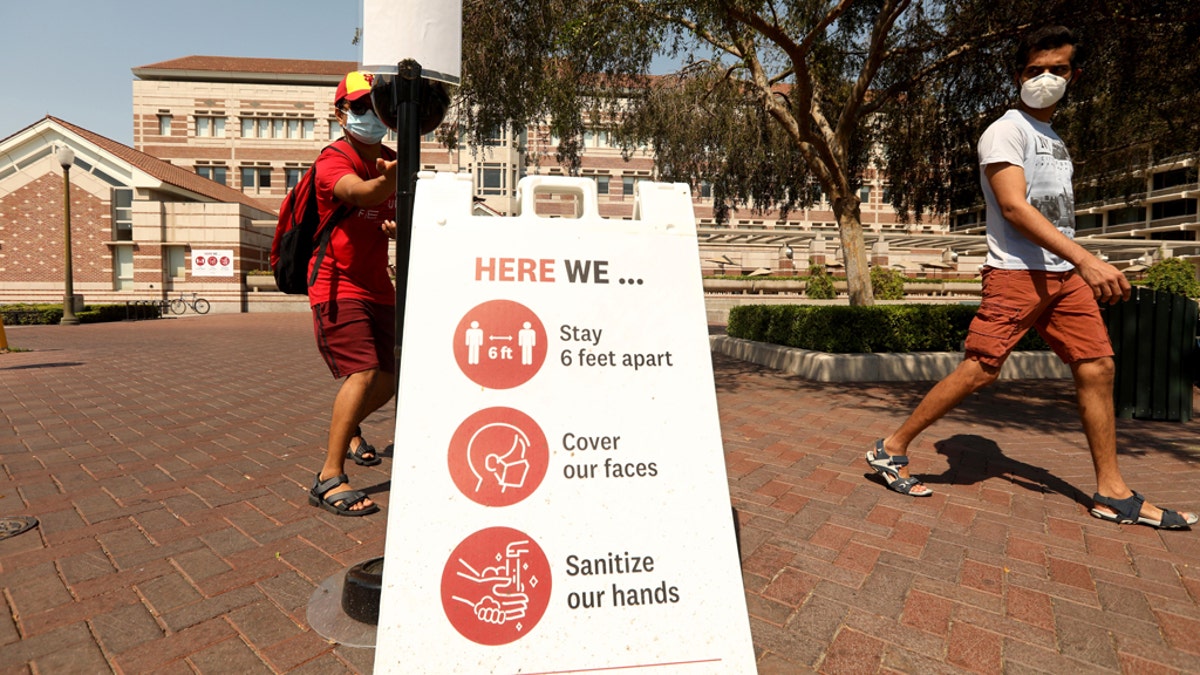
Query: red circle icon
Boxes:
[
  {"xmin": 219, "ymin": 256, "xmax": 230, "ymax": 266},
  {"xmin": 207, "ymin": 256, "xmax": 218, "ymax": 266},
  {"xmin": 453, "ymin": 300, "xmax": 546, "ymax": 389},
  {"xmin": 194, "ymin": 256, "xmax": 206, "ymax": 266},
  {"xmin": 448, "ymin": 408, "xmax": 548, "ymax": 507},
  {"xmin": 441, "ymin": 527, "xmax": 551, "ymax": 646}
]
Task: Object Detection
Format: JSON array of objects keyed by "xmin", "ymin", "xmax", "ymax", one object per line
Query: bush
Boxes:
[
  {"xmin": 727, "ymin": 304, "xmax": 1050, "ymax": 353},
  {"xmin": 870, "ymin": 266, "xmax": 906, "ymax": 300},
  {"xmin": 0, "ymin": 303, "xmax": 153, "ymax": 325},
  {"xmin": 805, "ymin": 264, "xmax": 836, "ymax": 299},
  {"xmin": 1144, "ymin": 257, "xmax": 1200, "ymax": 298},
  {"xmin": 0, "ymin": 304, "xmax": 62, "ymax": 325}
]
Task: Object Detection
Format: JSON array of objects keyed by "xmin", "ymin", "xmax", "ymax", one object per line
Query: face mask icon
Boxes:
[{"xmin": 467, "ymin": 423, "xmax": 531, "ymax": 493}]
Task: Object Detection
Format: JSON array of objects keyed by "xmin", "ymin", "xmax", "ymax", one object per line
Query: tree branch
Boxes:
[
  {"xmin": 620, "ymin": 0, "xmax": 743, "ymax": 60},
  {"xmin": 857, "ymin": 24, "xmax": 1025, "ymax": 117},
  {"xmin": 835, "ymin": 0, "xmax": 910, "ymax": 150}
]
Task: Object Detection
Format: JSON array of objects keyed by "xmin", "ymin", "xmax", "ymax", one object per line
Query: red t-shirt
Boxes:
[{"xmin": 307, "ymin": 140, "xmax": 397, "ymax": 306}]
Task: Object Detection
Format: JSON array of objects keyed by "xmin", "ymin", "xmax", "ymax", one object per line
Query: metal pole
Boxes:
[
  {"xmin": 60, "ymin": 162, "xmax": 79, "ymax": 326},
  {"xmin": 393, "ymin": 59, "xmax": 422, "ymax": 390}
]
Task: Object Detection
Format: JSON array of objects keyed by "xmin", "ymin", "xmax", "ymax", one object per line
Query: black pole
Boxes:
[{"xmin": 393, "ymin": 59, "xmax": 423, "ymax": 392}]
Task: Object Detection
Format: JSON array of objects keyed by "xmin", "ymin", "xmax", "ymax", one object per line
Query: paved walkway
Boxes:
[{"xmin": 1, "ymin": 313, "xmax": 1198, "ymax": 674}]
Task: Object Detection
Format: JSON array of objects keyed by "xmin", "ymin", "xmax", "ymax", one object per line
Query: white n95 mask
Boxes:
[{"xmin": 1020, "ymin": 72, "xmax": 1068, "ymax": 109}]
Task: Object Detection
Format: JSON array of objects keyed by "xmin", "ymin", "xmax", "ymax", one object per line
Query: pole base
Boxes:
[{"xmin": 306, "ymin": 562, "xmax": 381, "ymax": 648}]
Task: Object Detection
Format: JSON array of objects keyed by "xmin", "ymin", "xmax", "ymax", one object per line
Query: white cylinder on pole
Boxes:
[{"xmin": 362, "ymin": 0, "xmax": 462, "ymax": 84}]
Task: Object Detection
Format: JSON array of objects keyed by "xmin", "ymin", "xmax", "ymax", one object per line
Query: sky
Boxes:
[{"xmin": 0, "ymin": 0, "xmax": 363, "ymax": 146}]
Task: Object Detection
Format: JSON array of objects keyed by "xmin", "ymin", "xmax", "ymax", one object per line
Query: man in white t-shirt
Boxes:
[{"xmin": 866, "ymin": 26, "xmax": 1196, "ymax": 530}]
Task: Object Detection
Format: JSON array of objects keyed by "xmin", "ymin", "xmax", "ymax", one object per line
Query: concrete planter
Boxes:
[
  {"xmin": 710, "ymin": 335, "xmax": 1069, "ymax": 382},
  {"xmin": 245, "ymin": 275, "xmax": 277, "ymax": 292}
]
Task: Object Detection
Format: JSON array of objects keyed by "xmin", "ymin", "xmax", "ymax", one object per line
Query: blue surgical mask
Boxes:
[{"xmin": 345, "ymin": 109, "xmax": 387, "ymax": 144}]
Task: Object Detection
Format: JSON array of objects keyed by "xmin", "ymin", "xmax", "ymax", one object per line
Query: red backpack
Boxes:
[{"xmin": 269, "ymin": 141, "xmax": 353, "ymax": 295}]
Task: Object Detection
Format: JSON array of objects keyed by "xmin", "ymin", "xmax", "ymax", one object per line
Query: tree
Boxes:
[{"xmin": 457, "ymin": 1, "xmax": 1200, "ymax": 306}]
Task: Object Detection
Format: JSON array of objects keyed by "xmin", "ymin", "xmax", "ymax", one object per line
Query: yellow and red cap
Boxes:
[{"xmin": 335, "ymin": 71, "xmax": 374, "ymax": 103}]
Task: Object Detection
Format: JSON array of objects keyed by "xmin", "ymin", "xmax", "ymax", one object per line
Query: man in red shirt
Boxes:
[{"xmin": 308, "ymin": 71, "xmax": 398, "ymax": 516}]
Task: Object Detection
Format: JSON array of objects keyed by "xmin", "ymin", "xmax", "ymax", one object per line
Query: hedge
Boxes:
[
  {"xmin": 726, "ymin": 304, "xmax": 1051, "ymax": 353},
  {"xmin": 0, "ymin": 303, "xmax": 154, "ymax": 325}
]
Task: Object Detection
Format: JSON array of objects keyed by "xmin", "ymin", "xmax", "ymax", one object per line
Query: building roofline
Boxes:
[
  {"xmin": 35, "ymin": 115, "xmax": 275, "ymax": 214},
  {"xmin": 133, "ymin": 55, "xmax": 358, "ymax": 87}
]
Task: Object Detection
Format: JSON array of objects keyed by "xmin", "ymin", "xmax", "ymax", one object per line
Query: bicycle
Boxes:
[{"xmin": 169, "ymin": 292, "xmax": 211, "ymax": 315}]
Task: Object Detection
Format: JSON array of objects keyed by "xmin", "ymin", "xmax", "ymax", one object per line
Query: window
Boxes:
[
  {"xmin": 1153, "ymin": 168, "xmax": 1197, "ymax": 191},
  {"xmin": 241, "ymin": 166, "xmax": 272, "ymax": 191},
  {"xmin": 1110, "ymin": 206, "xmax": 1146, "ymax": 226},
  {"xmin": 114, "ymin": 246, "xmax": 134, "ymax": 291},
  {"xmin": 166, "ymin": 246, "xmax": 186, "ymax": 279},
  {"xmin": 329, "ymin": 119, "xmax": 342, "ymax": 140},
  {"xmin": 240, "ymin": 115, "xmax": 316, "ymax": 139},
  {"xmin": 285, "ymin": 167, "xmax": 307, "ymax": 190},
  {"xmin": 484, "ymin": 125, "xmax": 505, "ymax": 147},
  {"xmin": 859, "ymin": 187, "xmax": 871, "ymax": 203},
  {"xmin": 195, "ymin": 165, "xmax": 227, "ymax": 185},
  {"xmin": 622, "ymin": 176, "xmax": 643, "ymax": 196},
  {"xmin": 158, "ymin": 114, "xmax": 172, "ymax": 136},
  {"xmin": 195, "ymin": 115, "xmax": 225, "ymax": 138},
  {"xmin": 1152, "ymin": 199, "xmax": 1198, "ymax": 220},
  {"xmin": 478, "ymin": 164, "xmax": 506, "ymax": 195},
  {"xmin": 112, "ymin": 188, "xmax": 133, "ymax": 241},
  {"xmin": 596, "ymin": 175, "xmax": 610, "ymax": 194},
  {"xmin": 1076, "ymin": 213, "xmax": 1102, "ymax": 230},
  {"xmin": 699, "ymin": 182, "xmax": 713, "ymax": 199},
  {"xmin": 586, "ymin": 129, "xmax": 610, "ymax": 148}
]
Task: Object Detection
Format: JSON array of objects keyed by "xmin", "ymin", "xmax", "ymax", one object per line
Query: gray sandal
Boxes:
[{"xmin": 867, "ymin": 439, "xmax": 932, "ymax": 497}]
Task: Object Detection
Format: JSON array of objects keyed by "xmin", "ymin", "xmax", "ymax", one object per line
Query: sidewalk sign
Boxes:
[{"xmin": 375, "ymin": 174, "xmax": 755, "ymax": 674}]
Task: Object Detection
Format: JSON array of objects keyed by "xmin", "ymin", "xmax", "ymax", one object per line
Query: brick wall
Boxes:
[{"xmin": 0, "ymin": 173, "xmax": 112, "ymax": 287}]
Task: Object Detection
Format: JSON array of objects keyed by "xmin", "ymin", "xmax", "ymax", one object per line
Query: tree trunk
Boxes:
[{"xmin": 832, "ymin": 195, "xmax": 875, "ymax": 306}]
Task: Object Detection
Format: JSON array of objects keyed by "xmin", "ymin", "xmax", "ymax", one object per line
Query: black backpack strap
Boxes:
[
  {"xmin": 306, "ymin": 142, "xmax": 356, "ymax": 289},
  {"xmin": 305, "ymin": 139, "xmax": 379, "ymax": 289}
]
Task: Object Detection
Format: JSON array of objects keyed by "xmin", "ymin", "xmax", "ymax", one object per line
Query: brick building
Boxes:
[
  {"xmin": 131, "ymin": 55, "xmax": 926, "ymax": 276},
  {"xmin": 0, "ymin": 116, "xmax": 274, "ymax": 312}
]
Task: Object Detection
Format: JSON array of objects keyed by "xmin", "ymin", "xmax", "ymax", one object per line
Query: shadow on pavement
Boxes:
[{"xmin": 921, "ymin": 433, "xmax": 1091, "ymax": 507}]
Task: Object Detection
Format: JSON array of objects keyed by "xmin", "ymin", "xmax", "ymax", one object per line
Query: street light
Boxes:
[{"xmin": 56, "ymin": 145, "xmax": 79, "ymax": 325}]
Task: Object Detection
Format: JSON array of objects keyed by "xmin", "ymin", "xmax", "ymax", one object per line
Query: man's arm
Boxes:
[
  {"xmin": 985, "ymin": 162, "xmax": 1130, "ymax": 304},
  {"xmin": 333, "ymin": 157, "xmax": 398, "ymax": 208}
]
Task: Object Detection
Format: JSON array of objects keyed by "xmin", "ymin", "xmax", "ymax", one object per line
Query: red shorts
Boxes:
[
  {"xmin": 964, "ymin": 267, "xmax": 1113, "ymax": 368},
  {"xmin": 312, "ymin": 299, "xmax": 396, "ymax": 378}
]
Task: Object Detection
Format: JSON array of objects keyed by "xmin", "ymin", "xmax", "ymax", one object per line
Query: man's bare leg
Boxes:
[
  {"xmin": 319, "ymin": 368, "xmax": 396, "ymax": 511},
  {"xmin": 878, "ymin": 358, "xmax": 1001, "ymax": 491},
  {"xmin": 1072, "ymin": 357, "xmax": 1196, "ymax": 523}
]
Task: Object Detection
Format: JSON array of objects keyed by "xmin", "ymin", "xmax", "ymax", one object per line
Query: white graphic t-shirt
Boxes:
[{"xmin": 978, "ymin": 109, "xmax": 1075, "ymax": 271}]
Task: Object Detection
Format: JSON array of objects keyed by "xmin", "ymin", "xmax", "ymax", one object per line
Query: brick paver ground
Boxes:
[{"xmin": 1, "ymin": 313, "xmax": 1198, "ymax": 674}]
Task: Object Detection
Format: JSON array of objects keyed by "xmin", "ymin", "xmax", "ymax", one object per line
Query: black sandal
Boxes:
[
  {"xmin": 309, "ymin": 473, "xmax": 379, "ymax": 517},
  {"xmin": 1090, "ymin": 491, "xmax": 1197, "ymax": 530},
  {"xmin": 346, "ymin": 426, "xmax": 381, "ymax": 466}
]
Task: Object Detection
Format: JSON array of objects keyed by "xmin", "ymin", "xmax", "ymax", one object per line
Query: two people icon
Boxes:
[{"xmin": 465, "ymin": 320, "xmax": 537, "ymax": 366}]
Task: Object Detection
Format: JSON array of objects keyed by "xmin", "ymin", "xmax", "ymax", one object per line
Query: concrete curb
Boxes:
[{"xmin": 710, "ymin": 335, "xmax": 1071, "ymax": 382}]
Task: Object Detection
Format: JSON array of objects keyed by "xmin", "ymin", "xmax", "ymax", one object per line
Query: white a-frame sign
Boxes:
[{"xmin": 376, "ymin": 174, "xmax": 755, "ymax": 674}]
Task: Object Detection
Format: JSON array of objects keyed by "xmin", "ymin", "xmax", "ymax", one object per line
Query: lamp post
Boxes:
[{"xmin": 56, "ymin": 146, "xmax": 79, "ymax": 326}]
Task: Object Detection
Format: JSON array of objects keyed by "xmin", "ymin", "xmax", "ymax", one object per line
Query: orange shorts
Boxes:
[{"xmin": 964, "ymin": 267, "xmax": 1113, "ymax": 368}]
